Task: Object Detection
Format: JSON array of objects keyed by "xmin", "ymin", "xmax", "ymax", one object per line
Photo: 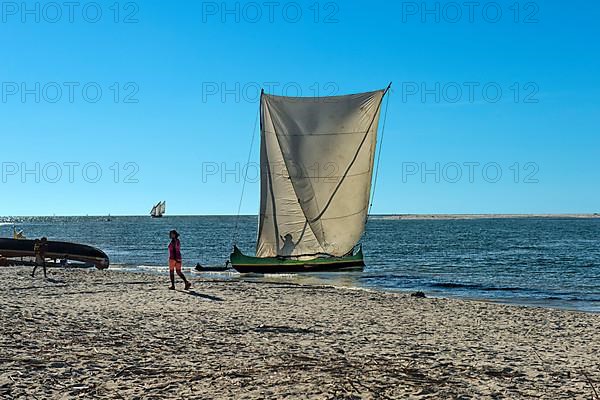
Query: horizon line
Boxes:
[{"xmin": 2, "ymin": 213, "xmax": 599, "ymax": 218}]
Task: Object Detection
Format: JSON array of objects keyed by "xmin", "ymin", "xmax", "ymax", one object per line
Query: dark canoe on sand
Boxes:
[
  {"xmin": 229, "ymin": 245, "xmax": 365, "ymax": 274},
  {"xmin": 195, "ymin": 263, "xmax": 230, "ymax": 272},
  {"xmin": 0, "ymin": 238, "xmax": 109, "ymax": 270}
]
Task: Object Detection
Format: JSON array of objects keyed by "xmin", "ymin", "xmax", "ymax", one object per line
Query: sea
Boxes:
[{"xmin": 1, "ymin": 216, "xmax": 599, "ymax": 312}]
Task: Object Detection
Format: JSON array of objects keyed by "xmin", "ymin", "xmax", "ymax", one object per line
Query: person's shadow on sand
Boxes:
[{"xmin": 176, "ymin": 290, "xmax": 224, "ymax": 302}]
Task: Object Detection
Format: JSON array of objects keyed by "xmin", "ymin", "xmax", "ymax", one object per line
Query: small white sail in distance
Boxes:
[{"xmin": 150, "ymin": 201, "xmax": 165, "ymax": 217}]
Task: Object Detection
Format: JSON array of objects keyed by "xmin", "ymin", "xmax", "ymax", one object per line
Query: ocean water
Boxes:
[{"xmin": 1, "ymin": 216, "xmax": 599, "ymax": 312}]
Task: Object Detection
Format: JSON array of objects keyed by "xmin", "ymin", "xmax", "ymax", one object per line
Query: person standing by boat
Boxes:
[
  {"xmin": 168, "ymin": 230, "xmax": 191, "ymax": 290},
  {"xmin": 31, "ymin": 237, "xmax": 48, "ymax": 278}
]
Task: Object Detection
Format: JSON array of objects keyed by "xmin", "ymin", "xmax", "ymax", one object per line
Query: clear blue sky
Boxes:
[{"xmin": 1, "ymin": 0, "xmax": 598, "ymax": 216}]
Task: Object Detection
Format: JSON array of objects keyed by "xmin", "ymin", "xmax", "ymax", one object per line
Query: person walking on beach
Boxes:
[
  {"xmin": 168, "ymin": 230, "xmax": 191, "ymax": 290},
  {"xmin": 31, "ymin": 237, "xmax": 48, "ymax": 278}
]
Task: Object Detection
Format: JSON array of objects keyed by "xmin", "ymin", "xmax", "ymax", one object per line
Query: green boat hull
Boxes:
[{"xmin": 229, "ymin": 245, "xmax": 365, "ymax": 273}]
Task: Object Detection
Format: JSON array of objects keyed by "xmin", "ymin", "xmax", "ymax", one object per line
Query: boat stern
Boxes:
[{"xmin": 95, "ymin": 255, "xmax": 110, "ymax": 270}]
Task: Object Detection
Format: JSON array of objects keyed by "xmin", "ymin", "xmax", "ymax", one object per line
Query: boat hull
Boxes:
[
  {"xmin": 229, "ymin": 246, "xmax": 364, "ymax": 273},
  {"xmin": 0, "ymin": 238, "xmax": 109, "ymax": 270}
]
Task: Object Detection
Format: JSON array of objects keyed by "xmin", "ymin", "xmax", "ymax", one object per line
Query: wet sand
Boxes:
[{"xmin": 0, "ymin": 267, "xmax": 599, "ymax": 399}]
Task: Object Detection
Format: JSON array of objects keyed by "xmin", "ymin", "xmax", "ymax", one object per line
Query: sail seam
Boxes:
[
  {"xmin": 275, "ymin": 173, "xmax": 372, "ymax": 179},
  {"xmin": 259, "ymin": 206, "xmax": 366, "ymax": 220},
  {"xmin": 263, "ymin": 130, "xmax": 373, "ymax": 136}
]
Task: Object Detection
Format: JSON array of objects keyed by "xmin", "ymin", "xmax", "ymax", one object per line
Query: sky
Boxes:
[{"xmin": 0, "ymin": 0, "xmax": 598, "ymax": 216}]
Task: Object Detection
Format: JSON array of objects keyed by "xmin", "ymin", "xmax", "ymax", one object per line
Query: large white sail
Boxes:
[
  {"xmin": 160, "ymin": 201, "xmax": 166, "ymax": 215},
  {"xmin": 257, "ymin": 89, "xmax": 386, "ymax": 258}
]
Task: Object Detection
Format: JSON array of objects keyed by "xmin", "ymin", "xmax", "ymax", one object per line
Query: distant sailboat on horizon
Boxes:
[{"xmin": 150, "ymin": 201, "xmax": 166, "ymax": 218}]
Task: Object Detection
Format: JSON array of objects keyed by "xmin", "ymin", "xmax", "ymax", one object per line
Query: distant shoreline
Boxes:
[
  {"xmin": 370, "ymin": 213, "xmax": 600, "ymax": 220},
  {"xmin": 1, "ymin": 213, "xmax": 599, "ymax": 220}
]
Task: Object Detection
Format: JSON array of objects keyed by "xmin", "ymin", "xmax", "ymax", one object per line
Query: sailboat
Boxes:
[
  {"xmin": 150, "ymin": 201, "xmax": 166, "ymax": 218},
  {"xmin": 230, "ymin": 85, "xmax": 390, "ymax": 273}
]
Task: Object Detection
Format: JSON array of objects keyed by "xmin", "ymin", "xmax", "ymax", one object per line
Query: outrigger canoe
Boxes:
[
  {"xmin": 0, "ymin": 238, "xmax": 109, "ymax": 270},
  {"xmin": 227, "ymin": 86, "xmax": 390, "ymax": 274},
  {"xmin": 230, "ymin": 245, "xmax": 364, "ymax": 274}
]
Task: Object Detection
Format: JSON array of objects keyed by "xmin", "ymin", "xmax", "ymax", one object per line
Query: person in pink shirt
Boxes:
[{"xmin": 168, "ymin": 230, "xmax": 191, "ymax": 290}]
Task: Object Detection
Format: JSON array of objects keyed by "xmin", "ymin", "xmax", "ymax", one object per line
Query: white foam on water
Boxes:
[
  {"xmin": 193, "ymin": 271, "xmax": 239, "ymax": 276},
  {"xmin": 333, "ymin": 285, "xmax": 376, "ymax": 293},
  {"xmin": 108, "ymin": 264, "xmax": 164, "ymax": 272},
  {"xmin": 263, "ymin": 273, "xmax": 298, "ymax": 279},
  {"xmin": 136, "ymin": 264, "xmax": 164, "ymax": 269}
]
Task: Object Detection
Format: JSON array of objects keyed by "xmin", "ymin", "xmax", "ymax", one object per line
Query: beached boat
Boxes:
[
  {"xmin": 0, "ymin": 238, "xmax": 109, "ymax": 269},
  {"xmin": 230, "ymin": 245, "xmax": 365, "ymax": 273},
  {"xmin": 230, "ymin": 85, "xmax": 391, "ymax": 273},
  {"xmin": 150, "ymin": 201, "xmax": 166, "ymax": 218},
  {"xmin": 195, "ymin": 263, "xmax": 231, "ymax": 272}
]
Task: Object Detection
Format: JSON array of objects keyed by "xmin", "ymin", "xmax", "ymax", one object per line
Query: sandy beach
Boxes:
[{"xmin": 0, "ymin": 267, "xmax": 598, "ymax": 399}]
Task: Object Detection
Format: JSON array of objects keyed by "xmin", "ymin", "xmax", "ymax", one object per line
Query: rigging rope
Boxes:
[
  {"xmin": 232, "ymin": 103, "xmax": 260, "ymax": 246},
  {"xmin": 366, "ymin": 85, "xmax": 392, "ymax": 230}
]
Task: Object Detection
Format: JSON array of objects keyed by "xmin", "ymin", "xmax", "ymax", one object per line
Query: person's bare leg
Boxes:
[
  {"xmin": 169, "ymin": 270, "xmax": 175, "ymax": 289},
  {"xmin": 177, "ymin": 270, "xmax": 191, "ymax": 290},
  {"xmin": 43, "ymin": 262, "xmax": 47, "ymax": 279},
  {"xmin": 31, "ymin": 265, "xmax": 37, "ymax": 277}
]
